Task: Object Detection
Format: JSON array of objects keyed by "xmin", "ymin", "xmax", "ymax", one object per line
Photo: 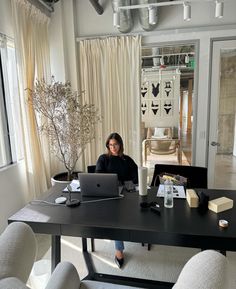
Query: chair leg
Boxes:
[
  {"xmin": 141, "ymin": 243, "xmax": 145, "ymax": 247},
  {"xmin": 91, "ymin": 238, "xmax": 95, "ymax": 252},
  {"xmin": 148, "ymin": 243, "xmax": 151, "ymax": 251}
]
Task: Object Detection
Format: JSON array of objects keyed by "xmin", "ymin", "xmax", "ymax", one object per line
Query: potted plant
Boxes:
[{"xmin": 28, "ymin": 76, "xmax": 100, "ymax": 184}]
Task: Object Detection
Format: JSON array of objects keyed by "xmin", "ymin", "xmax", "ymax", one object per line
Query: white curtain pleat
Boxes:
[
  {"xmin": 11, "ymin": 0, "xmax": 53, "ymax": 199},
  {"xmin": 79, "ymin": 36, "xmax": 141, "ymax": 167}
]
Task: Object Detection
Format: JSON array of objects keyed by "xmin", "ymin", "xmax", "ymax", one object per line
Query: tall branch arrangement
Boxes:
[{"xmin": 28, "ymin": 77, "xmax": 100, "ymax": 180}]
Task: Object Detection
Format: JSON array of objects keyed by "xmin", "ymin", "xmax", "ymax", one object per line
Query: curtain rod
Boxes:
[
  {"xmin": 27, "ymin": 0, "xmax": 52, "ymax": 17},
  {"xmin": 76, "ymin": 33, "xmax": 142, "ymax": 42},
  {"xmin": 37, "ymin": 0, "xmax": 54, "ymax": 12}
]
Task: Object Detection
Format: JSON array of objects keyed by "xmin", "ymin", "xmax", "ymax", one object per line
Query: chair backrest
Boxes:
[
  {"xmin": 173, "ymin": 250, "xmax": 226, "ymax": 289},
  {"xmin": 151, "ymin": 164, "xmax": 208, "ymax": 189},
  {"xmin": 87, "ymin": 165, "xmax": 96, "ymax": 173},
  {"xmin": 0, "ymin": 222, "xmax": 37, "ymax": 283},
  {"xmin": 147, "ymin": 127, "xmax": 173, "ymax": 139}
]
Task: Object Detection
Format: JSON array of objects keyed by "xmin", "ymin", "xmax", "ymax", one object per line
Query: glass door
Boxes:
[{"xmin": 208, "ymin": 40, "xmax": 236, "ymax": 189}]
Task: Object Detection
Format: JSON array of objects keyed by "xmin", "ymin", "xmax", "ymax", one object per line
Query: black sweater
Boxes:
[{"xmin": 95, "ymin": 154, "xmax": 138, "ymax": 184}]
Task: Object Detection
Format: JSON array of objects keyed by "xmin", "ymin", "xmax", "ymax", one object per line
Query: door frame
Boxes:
[
  {"xmin": 207, "ymin": 37, "xmax": 236, "ymax": 188},
  {"xmin": 141, "ymin": 39, "xmax": 199, "ymax": 165}
]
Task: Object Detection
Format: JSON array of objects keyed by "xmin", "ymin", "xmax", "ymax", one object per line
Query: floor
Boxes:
[{"xmin": 215, "ymin": 154, "xmax": 236, "ymax": 190}]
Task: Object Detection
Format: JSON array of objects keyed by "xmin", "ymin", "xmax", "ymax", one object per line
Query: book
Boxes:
[
  {"xmin": 157, "ymin": 185, "xmax": 186, "ymax": 199},
  {"xmin": 63, "ymin": 179, "xmax": 80, "ymax": 192}
]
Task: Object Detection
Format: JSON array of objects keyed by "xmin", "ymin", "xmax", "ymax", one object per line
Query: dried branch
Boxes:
[{"xmin": 27, "ymin": 76, "xmax": 100, "ymax": 180}]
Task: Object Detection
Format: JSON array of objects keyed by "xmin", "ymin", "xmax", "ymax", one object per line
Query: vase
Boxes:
[{"xmin": 51, "ymin": 172, "xmax": 79, "ymax": 186}]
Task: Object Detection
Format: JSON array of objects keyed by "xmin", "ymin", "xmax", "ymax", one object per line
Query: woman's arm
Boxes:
[{"xmin": 126, "ymin": 156, "xmax": 138, "ymax": 184}]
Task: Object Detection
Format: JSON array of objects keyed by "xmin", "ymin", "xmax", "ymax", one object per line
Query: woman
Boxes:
[{"xmin": 95, "ymin": 132, "xmax": 138, "ymax": 268}]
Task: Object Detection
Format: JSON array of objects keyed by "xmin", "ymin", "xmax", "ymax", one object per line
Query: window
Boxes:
[
  {"xmin": 0, "ymin": 55, "xmax": 12, "ymax": 167},
  {"xmin": 0, "ymin": 36, "xmax": 23, "ymax": 168}
]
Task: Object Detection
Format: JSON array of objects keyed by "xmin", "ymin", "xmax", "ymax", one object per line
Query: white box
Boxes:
[
  {"xmin": 186, "ymin": 189, "xmax": 199, "ymax": 208},
  {"xmin": 208, "ymin": 197, "xmax": 233, "ymax": 213}
]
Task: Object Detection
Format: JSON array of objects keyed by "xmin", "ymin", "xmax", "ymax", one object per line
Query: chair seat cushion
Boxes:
[{"xmin": 81, "ymin": 280, "xmax": 142, "ymax": 289}]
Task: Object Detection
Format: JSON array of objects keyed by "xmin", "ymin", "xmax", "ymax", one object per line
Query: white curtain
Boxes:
[
  {"xmin": 11, "ymin": 0, "xmax": 53, "ymax": 199},
  {"xmin": 79, "ymin": 36, "xmax": 141, "ymax": 168}
]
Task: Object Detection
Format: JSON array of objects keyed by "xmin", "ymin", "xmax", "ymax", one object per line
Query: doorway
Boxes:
[
  {"xmin": 141, "ymin": 43, "xmax": 196, "ymax": 175},
  {"xmin": 208, "ymin": 39, "xmax": 236, "ymax": 189}
]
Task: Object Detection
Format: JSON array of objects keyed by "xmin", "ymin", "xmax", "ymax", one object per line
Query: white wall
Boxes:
[
  {"xmin": 0, "ymin": 0, "xmax": 29, "ymax": 233},
  {"xmin": 0, "ymin": 0, "xmax": 14, "ymax": 37},
  {"xmin": 0, "ymin": 162, "xmax": 28, "ymax": 233},
  {"xmin": 49, "ymin": 0, "xmax": 79, "ymax": 90}
]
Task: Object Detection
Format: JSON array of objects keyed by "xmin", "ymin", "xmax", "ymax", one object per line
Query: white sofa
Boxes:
[{"xmin": 0, "ymin": 222, "xmax": 227, "ymax": 289}]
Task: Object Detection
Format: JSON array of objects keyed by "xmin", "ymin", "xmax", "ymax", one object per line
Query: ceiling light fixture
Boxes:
[
  {"xmin": 148, "ymin": 6, "xmax": 156, "ymax": 25},
  {"xmin": 113, "ymin": 10, "xmax": 120, "ymax": 28},
  {"xmin": 183, "ymin": 2, "xmax": 191, "ymax": 21},
  {"xmin": 114, "ymin": 0, "xmax": 224, "ymax": 25},
  {"xmin": 215, "ymin": 0, "xmax": 224, "ymax": 18},
  {"xmin": 185, "ymin": 54, "xmax": 190, "ymax": 64},
  {"xmin": 160, "ymin": 57, "xmax": 165, "ymax": 66}
]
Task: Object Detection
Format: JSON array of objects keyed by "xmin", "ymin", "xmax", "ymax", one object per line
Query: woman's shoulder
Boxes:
[
  {"xmin": 123, "ymin": 154, "xmax": 135, "ymax": 162},
  {"xmin": 97, "ymin": 154, "xmax": 108, "ymax": 161}
]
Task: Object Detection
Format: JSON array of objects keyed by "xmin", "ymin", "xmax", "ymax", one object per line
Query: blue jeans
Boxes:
[{"xmin": 115, "ymin": 240, "xmax": 124, "ymax": 251}]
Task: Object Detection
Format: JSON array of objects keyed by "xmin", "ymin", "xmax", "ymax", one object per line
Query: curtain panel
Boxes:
[
  {"xmin": 79, "ymin": 35, "xmax": 141, "ymax": 168},
  {"xmin": 11, "ymin": 0, "xmax": 53, "ymax": 199}
]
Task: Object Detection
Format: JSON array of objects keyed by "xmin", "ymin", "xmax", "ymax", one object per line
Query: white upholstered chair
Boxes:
[
  {"xmin": 172, "ymin": 250, "xmax": 227, "ymax": 289},
  {"xmin": 146, "ymin": 127, "xmax": 178, "ymax": 155}
]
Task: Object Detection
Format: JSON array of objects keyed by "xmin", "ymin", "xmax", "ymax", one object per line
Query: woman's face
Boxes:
[{"xmin": 108, "ymin": 138, "xmax": 120, "ymax": 156}]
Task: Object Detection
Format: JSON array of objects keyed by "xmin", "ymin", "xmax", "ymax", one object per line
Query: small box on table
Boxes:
[
  {"xmin": 208, "ymin": 197, "xmax": 233, "ymax": 213},
  {"xmin": 186, "ymin": 189, "xmax": 199, "ymax": 208}
]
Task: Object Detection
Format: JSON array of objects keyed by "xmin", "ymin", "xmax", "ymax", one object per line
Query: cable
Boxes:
[
  {"xmin": 30, "ymin": 200, "xmax": 66, "ymax": 206},
  {"xmin": 30, "ymin": 195, "xmax": 124, "ymax": 206},
  {"xmin": 81, "ymin": 195, "xmax": 124, "ymax": 204}
]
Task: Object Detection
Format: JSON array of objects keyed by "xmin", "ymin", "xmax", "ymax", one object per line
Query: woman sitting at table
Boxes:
[{"xmin": 95, "ymin": 132, "xmax": 138, "ymax": 268}]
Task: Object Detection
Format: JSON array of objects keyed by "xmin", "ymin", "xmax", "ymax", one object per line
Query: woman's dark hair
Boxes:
[{"xmin": 105, "ymin": 132, "xmax": 124, "ymax": 156}]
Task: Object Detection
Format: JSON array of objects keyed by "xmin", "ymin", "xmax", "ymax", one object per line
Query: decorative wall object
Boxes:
[{"xmin": 141, "ymin": 69, "xmax": 180, "ymax": 128}]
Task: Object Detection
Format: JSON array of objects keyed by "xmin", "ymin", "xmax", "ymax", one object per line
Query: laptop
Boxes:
[{"xmin": 78, "ymin": 173, "xmax": 123, "ymax": 198}]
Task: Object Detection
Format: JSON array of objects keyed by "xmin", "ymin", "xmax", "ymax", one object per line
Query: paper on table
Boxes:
[
  {"xmin": 63, "ymin": 180, "xmax": 80, "ymax": 192},
  {"xmin": 157, "ymin": 185, "xmax": 186, "ymax": 199}
]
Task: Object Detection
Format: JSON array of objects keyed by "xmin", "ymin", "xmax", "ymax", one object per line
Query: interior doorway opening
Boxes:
[{"xmin": 141, "ymin": 43, "xmax": 196, "ymax": 179}]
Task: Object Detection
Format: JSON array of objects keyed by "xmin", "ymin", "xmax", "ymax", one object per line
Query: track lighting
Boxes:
[
  {"xmin": 148, "ymin": 6, "xmax": 156, "ymax": 25},
  {"xmin": 183, "ymin": 2, "xmax": 191, "ymax": 21},
  {"xmin": 215, "ymin": 1, "xmax": 224, "ymax": 18},
  {"xmin": 113, "ymin": 11, "xmax": 120, "ymax": 28},
  {"xmin": 113, "ymin": 0, "xmax": 225, "ymax": 29},
  {"xmin": 160, "ymin": 57, "xmax": 165, "ymax": 66}
]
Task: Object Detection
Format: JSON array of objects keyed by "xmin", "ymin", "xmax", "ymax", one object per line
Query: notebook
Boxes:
[{"xmin": 78, "ymin": 173, "xmax": 123, "ymax": 197}]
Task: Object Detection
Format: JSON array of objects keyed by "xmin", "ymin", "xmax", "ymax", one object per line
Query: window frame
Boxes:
[{"xmin": 0, "ymin": 53, "xmax": 13, "ymax": 168}]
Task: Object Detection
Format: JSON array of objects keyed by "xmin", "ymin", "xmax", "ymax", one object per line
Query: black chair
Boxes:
[
  {"xmin": 143, "ymin": 164, "xmax": 208, "ymax": 251},
  {"xmin": 151, "ymin": 164, "xmax": 208, "ymax": 189},
  {"xmin": 87, "ymin": 165, "xmax": 96, "ymax": 173}
]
